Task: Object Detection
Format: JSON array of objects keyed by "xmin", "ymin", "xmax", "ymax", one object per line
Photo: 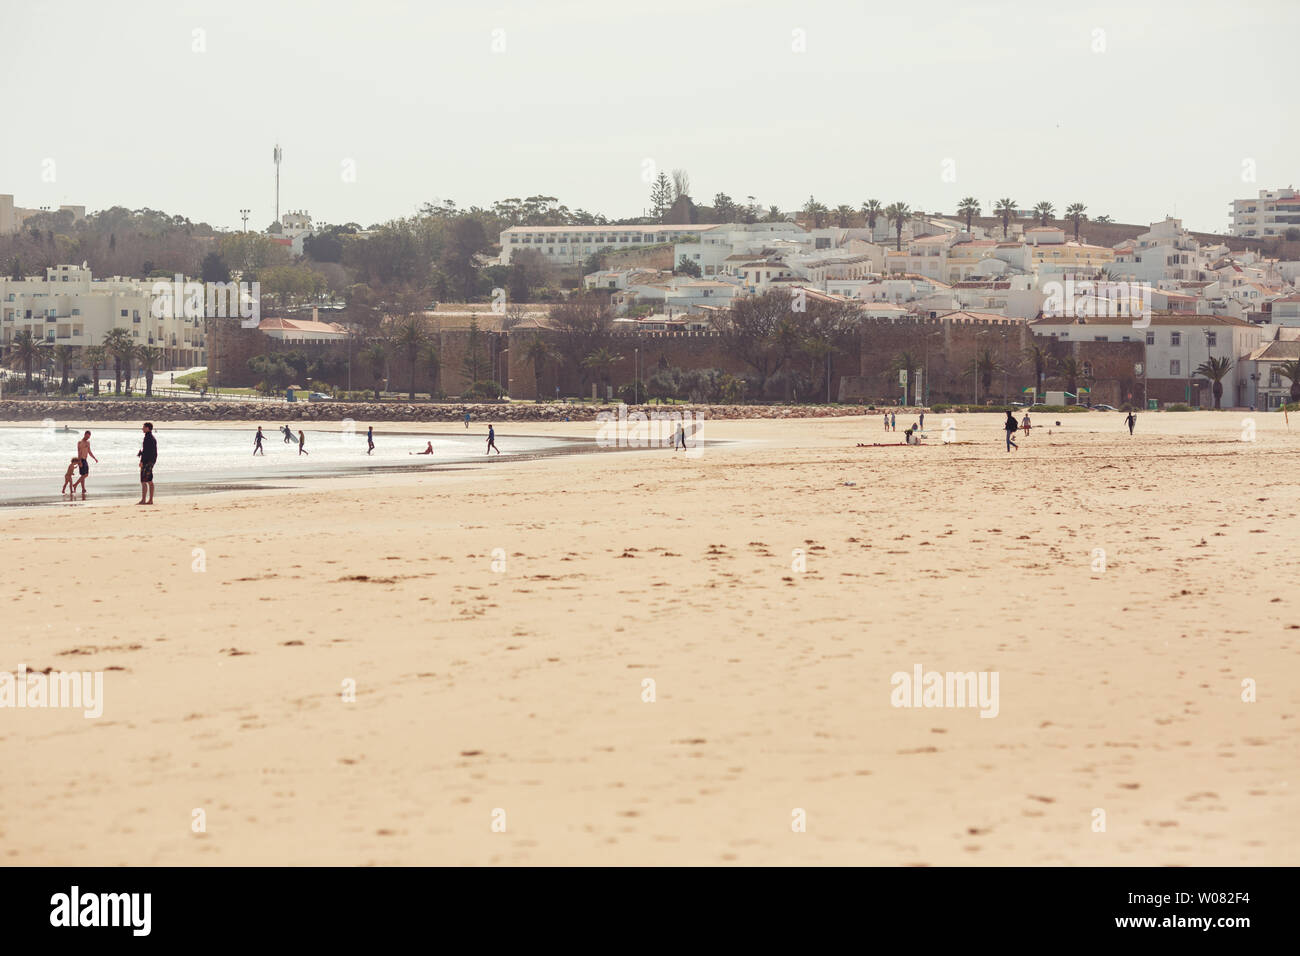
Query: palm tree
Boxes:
[
  {"xmin": 102, "ymin": 328, "xmax": 131, "ymax": 395},
  {"xmin": 1277, "ymin": 360, "xmax": 1300, "ymax": 403},
  {"xmin": 85, "ymin": 345, "xmax": 106, "ymax": 396},
  {"xmin": 1065, "ymin": 202, "xmax": 1087, "ymax": 241},
  {"xmin": 581, "ymin": 347, "xmax": 624, "ymax": 401},
  {"xmin": 885, "ymin": 202, "xmax": 911, "ymax": 251},
  {"xmin": 957, "ymin": 197, "xmax": 980, "ymax": 234},
  {"xmin": 388, "ymin": 317, "xmax": 428, "ymax": 400},
  {"xmin": 360, "ymin": 340, "xmax": 389, "ymax": 402},
  {"xmin": 1195, "ymin": 356, "xmax": 1233, "ymax": 409},
  {"xmin": 1021, "ymin": 344, "xmax": 1055, "ymax": 402},
  {"xmin": 137, "ymin": 346, "xmax": 162, "ymax": 398},
  {"xmin": 117, "ymin": 339, "xmax": 138, "ymax": 396},
  {"xmin": 994, "ymin": 198, "xmax": 1017, "ymax": 238},
  {"xmin": 1034, "ymin": 201, "xmax": 1055, "ymax": 226},
  {"xmin": 1056, "ymin": 357, "xmax": 1083, "ymax": 405},
  {"xmin": 860, "ymin": 199, "xmax": 882, "ymax": 234},
  {"xmin": 6, "ymin": 329, "xmax": 46, "ymax": 388},
  {"xmin": 520, "ymin": 335, "xmax": 560, "ymax": 401},
  {"xmin": 964, "ymin": 348, "xmax": 1003, "ymax": 403},
  {"xmin": 887, "ymin": 350, "xmax": 920, "ymax": 400},
  {"xmin": 833, "ymin": 204, "xmax": 855, "ymax": 228},
  {"xmin": 53, "ymin": 344, "xmax": 75, "ymax": 394}
]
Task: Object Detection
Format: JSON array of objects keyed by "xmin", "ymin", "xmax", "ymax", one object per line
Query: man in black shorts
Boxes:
[
  {"xmin": 137, "ymin": 422, "xmax": 157, "ymax": 505},
  {"xmin": 74, "ymin": 430, "xmax": 97, "ymax": 498}
]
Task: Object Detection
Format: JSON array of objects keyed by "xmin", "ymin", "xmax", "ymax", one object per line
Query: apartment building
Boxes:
[
  {"xmin": 1229, "ymin": 187, "xmax": 1300, "ymax": 238},
  {"xmin": 499, "ymin": 224, "xmax": 719, "ymax": 266},
  {"xmin": 0, "ymin": 264, "xmax": 207, "ymax": 368}
]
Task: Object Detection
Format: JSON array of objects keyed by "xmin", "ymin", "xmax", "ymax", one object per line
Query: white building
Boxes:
[
  {"xmin": 1229, "ymin": 187, "xmax": 1300, "ymax": 238},
  {"xmin": 0, "ymin": 264, "xmax": 207, "ymax": 367},
  {"xmin": 499, "ymin": 224, "xmax": 719, "ymax": 266}
]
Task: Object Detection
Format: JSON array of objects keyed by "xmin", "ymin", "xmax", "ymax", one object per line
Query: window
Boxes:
[
  {"xmin": 1170, "ymin": 359, "xmax": 1181, "ymax": 376},
  {"xmin": 1170, "ymin": 332, "xmax": 1181, "ymax": 346},
  {"xmin": 1094, "ymin": 336, "xmax": 1108, "ymax": 342},
  {"xmin": 121, "ymin": 309, "xmax": 128, "ymax": 317},
  {"xmin": 1205, "ymin": 331, "xmax": 1216, "ymax": 346},
  {"xmin": 1145, "ymin": 331, "xmax": 1155, "ymax": 345}
]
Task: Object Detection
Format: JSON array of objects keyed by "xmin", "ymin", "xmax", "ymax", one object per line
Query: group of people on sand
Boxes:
[
  {"xmin": 59, "ymin": 424, "xmax": 157, "ymax": 504},
  {"xmin": 874, "ymin": 405, "xmax": 1138, "ymax": 453}
]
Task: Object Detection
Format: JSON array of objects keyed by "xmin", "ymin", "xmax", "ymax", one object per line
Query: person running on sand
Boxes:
[
  {"xmin": 367, "ymin": 426, "xmax": 375, "ymax": 455},
  {"xmin": 1125, "ymin": 410, "xmax": 1137, "ymax": 435},
  {"xmin": 486, "ymin": 424, "xmax": 499, "ymax": 455},
  {"xmin": 74, "ymin": 430, "xmax": 97, "ymax": 498},
  {"xmin": 254, "ymin": 426, "xmax": 265, "ymax": 455},
  {"xmin": 62, "ymin": 457, "xmax": 79, "ymax": 495},
  {"xmin": 298, "ymin": 430, "xmax": 309, "ymax": 455},
  {"xmin": 137, "ymin": 422, "xmax": 156, "ymax": 505},
  {"xmin": 1004, "ymin": 410, "xmax": 1019, "ymax": 452}
]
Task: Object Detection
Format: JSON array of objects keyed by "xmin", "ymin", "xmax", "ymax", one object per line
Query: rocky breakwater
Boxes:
[{"xmin": 0, "ymin": 399, "xmax": 878, "ymax": 423}]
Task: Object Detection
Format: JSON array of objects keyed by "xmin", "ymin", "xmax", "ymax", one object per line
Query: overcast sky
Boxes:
[{"xmin": 3, "ymin": 0, "xmax": 1294, "ymax": 234}]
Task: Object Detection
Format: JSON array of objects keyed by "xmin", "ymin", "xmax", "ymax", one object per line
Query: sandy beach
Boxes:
[{"xmin": 1, "ymin": 410, "xmax": 1296, "ymax": 866}]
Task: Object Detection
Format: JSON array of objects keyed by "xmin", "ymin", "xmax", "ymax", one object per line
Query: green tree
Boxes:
[
  {"xmin": 360, "ymin": 339, "xmax": 389, "ymax": 401},
  {"xmin": 461, "ymin": 316, "xmax": 486, "ymax": 386},
  {"xmin": 1277, "ymin": 360, "xmax": 1300, "ymax": 402},
  {"xmin": 1034, "ymin": 201, "xmax": 1055, "ymax": 226},
  {"xmin": 137, "ymin": 346, "xmax": 162, "ymax": 397},
  {"xmin": 833, "ymin": 204, "xmax": 855, "ymax": 228},
  {"xmin": 1021, "ymin": 344, "xmax": 1055, "ymax": 400},
  {"xmin": 389, "ymin": 316, "xmax": 429, "ymax": 400},
  {"xmin": 957, "ymin": 197, "xmax": 981, "ymax": 233},
  {"xmin": 965, "ymin": 348, "xmax": 1004, "ymax": 402},
  {"xmin": 1065, "ymin": 203, "xmax": 1087, "ymax": 241},
  {"xmin": 1195, "ymin": 355, "xmax": 1233, "ymax": 409},
  {"xmin": 1055, "ymin": 356, "xmax": 1083, "ymax": 405},
  {"xmin": 582, "ymin": 347, "xmax": 624, "ymax": 401},
  {"xmin": 885, "ymin": 202, "xmax": 911, "ymax": 250},
  {"xmin": 650, "ymin": 172, "xmax": 673, "ymax": 221},
  {"xmin": 440, "ymin": 217, "xmax": 489, "ymax": 300},
  {"xmin": 995, "ymin": 198, "xmax": 1017, "ymax": 238},
  {"xmin": 802, "ymin": 196, "xmax": 829, "ymax": 228},
  {"xmin": 520, "ymin": 335, "xmax": 560, "ymax": 401},
  {"xmin": 53, "ymin": 344, "xmax": 75, "ymax": 394},
  {"xmin": 84, "ymin": 345, "xmax": 107, "ymax": 396},
  {"xmin": 860, "ymin": 199, "xmax": 883, "ymax": 233},
  {"xmin": 6, "ymin": 329, "xmax": 46, "ymax": 387},
  {"xmin": 676, "ymin": 255, "xmax": 702, "ymax": 278}
]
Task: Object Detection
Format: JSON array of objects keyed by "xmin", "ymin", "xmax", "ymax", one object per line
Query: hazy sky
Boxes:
[{"xmin": 3, "ymin": 0, "xmax": 1295, "ymax": 234}]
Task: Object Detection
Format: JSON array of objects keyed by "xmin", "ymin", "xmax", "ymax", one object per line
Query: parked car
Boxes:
[
  {"xmin": 1092, "ymin": 404, "xmax": 1118, "ymax": 411},
  {"xmin": 307, "ymin": 392, "xmax": 333, "ymax": 402}
]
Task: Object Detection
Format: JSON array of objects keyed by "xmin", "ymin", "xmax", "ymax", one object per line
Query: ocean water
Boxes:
[{"xmin": 0, "ymin": 424, "xmax": 574, "ymax": 506}]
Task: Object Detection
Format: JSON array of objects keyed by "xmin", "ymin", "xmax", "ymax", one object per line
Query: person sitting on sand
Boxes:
[
  {"xmin": 411, "ymin": 442, "xmax": 435, "ymax": 455},
  {"xmin": 61, "ymin": 457, "xmax": 79, "ymax": 495}
]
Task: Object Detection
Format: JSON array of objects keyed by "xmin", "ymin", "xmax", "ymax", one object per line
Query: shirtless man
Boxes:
[{"xmin": 74, "ymin": 430, "xmax": 98, "ymax": 498}]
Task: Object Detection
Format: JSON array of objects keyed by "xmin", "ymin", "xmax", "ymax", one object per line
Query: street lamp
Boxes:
[
  {"xmin": 635, "ymin": 347, "xmax": 639, "ymax": 405},
  {"xmin": 239, "ymin": 208, "xmax": 250, "ymax": 232}
]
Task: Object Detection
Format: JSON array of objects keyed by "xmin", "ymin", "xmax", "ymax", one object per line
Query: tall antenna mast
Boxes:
[{"xmin": 273, "ymin": 143, "xmax": 282, "ymax": 224}]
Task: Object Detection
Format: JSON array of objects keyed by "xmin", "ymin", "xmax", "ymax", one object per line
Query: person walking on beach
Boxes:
[
  {"xmin": 674, "ymin": 420, "xmax": 687, "ymax": 451},
  {"xmin": 298, "ymin": 430, "xmax": 309, "ymax": 455},
  {"xmin": 1125, "ymin": 410, "xmax": 1137, "ymax": 436},
  {"xmin": 1021, "ymin": 412, "xmax": 1031, "ymax": 435},
  {"xmin": 890, "ymin": 411, "xmax": 897, "ymax": 431},
  {"xmin": 282, "ymin": 424, "xmax": 293, "ymax": 443},
  {"xmin": 884, "ymin": 410, "xmax": 890, "ymax": 432},
  {"xmin": 464, "ymin": 410, "xmax": 471, "ymax": 429},
  {"xmin": 137, "ymin": 422, "xmax": 156, "ymax": 505},
  {"xmin": 254, "ymin": 426, "xmax": 265, "ymax": 455},
  {"xmin": 74, "ymin": 430, "xmax": 97, "ymax": 498},
  {"xmin": 919, "ymin": 411, "xmax": 925, "ymax": 430},
  {"xmin": 61, "ymin": 457, "xmax": 79, "ymax": 496},
  {"xmin": 366, "ymin": 426, "xmax": 375, "ymax": 455},
  {"xmin": 1004, "ymin": 410, "xmax": 1019, "ymax": 452},
  {"xmin": 486, "ymin": 424, "xmax": 499, "ymax": 455}
]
